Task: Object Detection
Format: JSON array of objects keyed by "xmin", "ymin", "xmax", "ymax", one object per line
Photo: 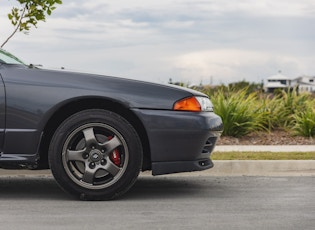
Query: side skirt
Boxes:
[{"xmin": 0, "ymin": 153, "xmax": 39, "ymax": 169}]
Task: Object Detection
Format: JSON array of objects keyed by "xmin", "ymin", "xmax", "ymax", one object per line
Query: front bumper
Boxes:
[{"xmin": 132, "ymin": 109, "xmax": 223, "ymax": 175}]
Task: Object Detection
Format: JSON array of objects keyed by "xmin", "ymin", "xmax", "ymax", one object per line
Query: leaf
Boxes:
[{"xmin": 2, "ymin": 0, "xmax": 63, "ymax": 47}]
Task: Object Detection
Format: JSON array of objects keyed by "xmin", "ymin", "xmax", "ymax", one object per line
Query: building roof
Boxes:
[{"xmin": 267, "ymin": 73, "xmax": 291, "ymax": 80}]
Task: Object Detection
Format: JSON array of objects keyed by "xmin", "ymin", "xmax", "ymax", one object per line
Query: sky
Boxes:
[{"xmin": 1, "ymin": 0, "xmax": 315, "ymax": 85}]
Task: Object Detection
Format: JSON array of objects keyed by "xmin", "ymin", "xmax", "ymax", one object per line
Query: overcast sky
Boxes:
[{"xmin": 1, "ymin": 0, "xmax": 315, "ymax": 85}]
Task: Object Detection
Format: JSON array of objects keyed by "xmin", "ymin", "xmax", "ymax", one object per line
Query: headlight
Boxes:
[
  {"xmin": 195, "ymin": 96, "xmax": 214, "ymax": 112},
  {"xmin": 173, "ymin": 96, "xmax": 214, "ymax": 112}
]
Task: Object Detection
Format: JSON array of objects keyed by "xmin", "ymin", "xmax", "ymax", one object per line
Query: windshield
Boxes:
[{"xmin": 0, "ymin": 48, "xmax": 26, "ymax": 65}]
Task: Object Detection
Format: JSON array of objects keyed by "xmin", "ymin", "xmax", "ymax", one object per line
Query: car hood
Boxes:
[{"xmin": 0, "ymin": 66, "xmax": 207, "ymax": 110}]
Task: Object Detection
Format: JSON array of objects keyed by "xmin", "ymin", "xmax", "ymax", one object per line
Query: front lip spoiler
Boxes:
[{"xmin": 151, "ymin": 159, "xmax": 214, "ymax": 176}]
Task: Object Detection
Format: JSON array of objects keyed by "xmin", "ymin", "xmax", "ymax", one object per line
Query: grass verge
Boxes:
[{"xmin": 212, "ymin": 152, "xmax": 315, "ymax": 160}]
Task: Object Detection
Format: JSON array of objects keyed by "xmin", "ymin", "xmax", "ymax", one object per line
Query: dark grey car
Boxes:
[{"xmin": 0, "ymin": 49, "xmax": 223, "ymax": 200}]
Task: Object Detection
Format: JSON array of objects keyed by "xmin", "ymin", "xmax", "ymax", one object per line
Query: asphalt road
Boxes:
[{"xmin": 0, "ymin": 173, "xmax": 314, "ymax": 230}]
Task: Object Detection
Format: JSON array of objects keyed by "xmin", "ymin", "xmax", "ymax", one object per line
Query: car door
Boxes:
[{"xmin": 0, "ymin": 72, "xmax": 5, "ymax": 153}]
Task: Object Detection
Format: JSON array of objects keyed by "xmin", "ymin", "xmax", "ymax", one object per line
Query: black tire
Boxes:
[{"xmin": 48, "ymin": 109, "xmax": 143, "ymax": 200}]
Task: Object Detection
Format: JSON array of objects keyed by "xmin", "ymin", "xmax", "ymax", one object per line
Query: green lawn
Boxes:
[{"xmin": 212, "ymin": 151, "xmax": 315, "ymax": 160}]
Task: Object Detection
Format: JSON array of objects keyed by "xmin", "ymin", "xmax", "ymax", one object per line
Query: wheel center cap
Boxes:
[{"xmin": 90, "ymin": 149, "xmax": 101, "ymax": 162}]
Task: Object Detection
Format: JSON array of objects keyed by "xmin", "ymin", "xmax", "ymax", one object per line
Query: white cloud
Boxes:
[
  {"xmin": 173, "ymin": 49, "xmax": 315, "ymax": 84},
  {"xmin": 1, "ymin": 0, "xmax": 314, "ymax": 85}
]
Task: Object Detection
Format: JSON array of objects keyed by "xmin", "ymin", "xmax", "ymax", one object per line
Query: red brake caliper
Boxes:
[{"xmin": 108, "ymin": 136, "xmax": 121, "ymax": 166}]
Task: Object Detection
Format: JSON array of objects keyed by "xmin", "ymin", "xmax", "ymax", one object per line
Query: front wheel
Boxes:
[{"xmin": 49, "ymin": 109, "xmax": 143, "ymax": 200}]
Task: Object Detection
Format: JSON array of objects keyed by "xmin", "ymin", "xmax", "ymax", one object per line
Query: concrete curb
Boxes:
[
  {"xmin": 215, "ymin": 145, "xmax": 315, "ymax": 152},
  {"xmin": 209, "ymin": 160, "xmax": 315, "ymax": 176},
  {"xmin": 144, "ymin": 160, "xmax": 315, "ymax": 177},
  {"xmin": 0, "ymin": 145, "xmax": 314, "ymax": 177},
  {"xmin": 1, "ymin": 160, "xmax": 315, "ymax": 177}
]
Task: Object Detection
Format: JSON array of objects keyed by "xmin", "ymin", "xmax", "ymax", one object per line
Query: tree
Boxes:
[
  {"xmin": 228, "ymin": 80, "xmax": 262, "ymax": 94},
  {"xmin": 1, "ymin": 0, "xmax": 62, "ymax": 48}
]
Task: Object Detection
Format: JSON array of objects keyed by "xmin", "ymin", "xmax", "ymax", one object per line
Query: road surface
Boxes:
[{"xmin": 0, "ymin": 172, "xmax": 314, "ymax": 230}]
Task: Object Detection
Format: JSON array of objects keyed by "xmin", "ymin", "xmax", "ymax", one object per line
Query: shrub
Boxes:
[
  {"xmin": 208, "ymin": 88, "xmax": 267, "ymax": 137},
  {"xmin": 257, "ymin": 94, "xmax": 282, "ymax": 131},
  {"xmin": 201, "ymin": 85, "xmax": 315, "ymax": 137},
  {"xmin": 291, "ymin": 101, "xmax": 315, "ymax": 137},
  {"xmin": 276, "ymin": 89, "xmax": 311, "ymax": 128}
]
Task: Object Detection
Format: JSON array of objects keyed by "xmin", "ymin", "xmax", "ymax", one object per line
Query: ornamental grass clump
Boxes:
[
  {"xmin": 256, "ymin": 94, "xmax": 282, "ymax": 131},
  {"xmin": 209, "ymin": 88, "xmax": 267, "ymax": 137},
  {"xmin": 275, "ymin": 89, "xmax": 311, "ymax": 128},
  {"xmin": 291, "ymin": 100, "xmax": 315, "ymax": 137},
  {"xmin": 203, "ymin": 85, "xmax": 315, "ymax": 138}
]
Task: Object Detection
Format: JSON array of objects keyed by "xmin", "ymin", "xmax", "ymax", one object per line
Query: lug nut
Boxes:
[{"xmin": 89, "ymin": 162, "xmax": 96, "ymax": 169}]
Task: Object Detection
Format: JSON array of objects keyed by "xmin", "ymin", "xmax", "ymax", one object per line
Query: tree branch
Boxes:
[{"xmin": 1, "ymin": 6, "xmax": 27, "ymax": 48}]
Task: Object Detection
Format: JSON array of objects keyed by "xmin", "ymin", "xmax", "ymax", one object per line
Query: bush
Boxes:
[
  {"xmin": 276, "ymin": 89, "xmax": 311, "ymax": 128},
  {"xmin": 291, "ymin": 101, "xmax": 315, "ymax": 137},
  {"xmin": 202, "ymin": 86, "xmax": 315, "ymax": 137},
  {"xmin": 208, "ymin": 88, "xmax": 267, "ymax": 137}
]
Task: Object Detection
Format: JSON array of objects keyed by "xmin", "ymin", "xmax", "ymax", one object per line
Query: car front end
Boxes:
[{"xmin": 132, "ymin": 94, "xmax": 223, "ymax": 175}]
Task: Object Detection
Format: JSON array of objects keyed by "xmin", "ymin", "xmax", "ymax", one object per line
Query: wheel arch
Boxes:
[{"xmin": 38, "ymin": 97, "xmax": 151, "ymax": 170}]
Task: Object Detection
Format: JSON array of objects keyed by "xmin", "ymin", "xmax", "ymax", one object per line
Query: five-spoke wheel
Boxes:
[{"xmin": 49, "ymin": 109, "xmax": 142, "ymax": 200}]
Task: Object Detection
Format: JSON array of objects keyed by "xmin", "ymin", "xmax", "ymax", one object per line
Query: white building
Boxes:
[
  {"xmin": 296, "ymin": 75, "xmax": 315, "ymax": 93},
  {"xmin": 265, "ymin": 73, "xmax": 315, "ymax": 93},
  {"xmin": 264, "ymin": 73, "xmax": 295, "ymax": 93}
]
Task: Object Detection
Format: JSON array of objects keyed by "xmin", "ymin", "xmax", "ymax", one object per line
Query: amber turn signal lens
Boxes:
[{"xmin": 173, "ymin": 97, "xmax": 201, "ymax": 112}]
